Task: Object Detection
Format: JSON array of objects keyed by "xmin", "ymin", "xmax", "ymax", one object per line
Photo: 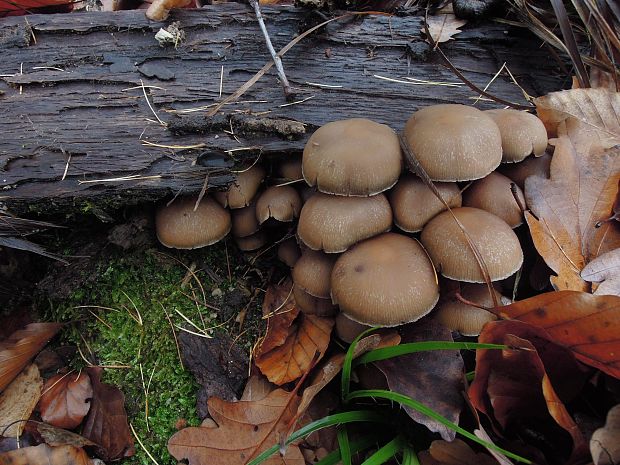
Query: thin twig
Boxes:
[{"xmin": 248, "ymin": 0, "xmax": 294, "ymax": 100}]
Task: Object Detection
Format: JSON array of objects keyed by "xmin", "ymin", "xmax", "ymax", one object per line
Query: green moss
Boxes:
[{"xmin": 43, "ymin": 246, "xmax": 250, "ymax": 465}]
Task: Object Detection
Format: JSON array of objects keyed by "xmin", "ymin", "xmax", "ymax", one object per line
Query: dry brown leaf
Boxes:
[
  {"xmin": 168, "ymin": 388, "xmax": 305, "ymax": 465},
  {"xmin": 145, "ymin": 0, "xmax": 193, "ymax": 21},
  {"xmin": 255, "ymin": 282, "xmax": 333, "ymax": 385},
  {"xmin": 81, "ymin": 367, "xmax": 134, "ymax": 461},
  {"xmin": 526, "ymin": 89, "xmax": 620, "ymax": 291},
  {"xmin": 0, "ymin": 364, "xmax": 42, "ymax": 437},
  {"xmin": 34, "ymin": 422, "xmax": 97, "ymax": 449},
  {"xmin": 39, "ymin": 372, "xmax": 93, "ymax": 430},
  {"xmin": 581, "ymin": 249, "xmax": 620, "ymax": 296},
  {"xmin": 0, "ymin": 444, "xmax": 92, "ymax": 465},
  {"xmin": 492, "ymin": 291, "xmax": 620, "ymax": 379},
  {"xmin": 427, "ymin": 438, "xmax": 498, "ymax": 465},
  {"xmin": 590, "ymin": 404, "xmax": 620, "ymax": 465},
  {"xmin": 423, "ymin": 14, "xmax": 467, "ymax": 44},
  {"xmin": 0, "ymin": 323, "xmax": 62, "ymax": 393}
]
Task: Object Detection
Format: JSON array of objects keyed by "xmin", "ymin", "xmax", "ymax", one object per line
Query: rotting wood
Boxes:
[{"xmin": 0, "ymin": 5, "xmax": 567, "ymax": 214}]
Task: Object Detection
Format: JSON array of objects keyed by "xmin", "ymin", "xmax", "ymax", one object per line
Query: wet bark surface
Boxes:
[{"xmin": 0, "ymin": 5, "xmax": 567, "ymax": 214}]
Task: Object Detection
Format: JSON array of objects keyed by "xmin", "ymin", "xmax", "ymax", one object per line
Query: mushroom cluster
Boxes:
[{"xmin": 154, "ymin": 104, "xmax": 549, "ymax": 337}]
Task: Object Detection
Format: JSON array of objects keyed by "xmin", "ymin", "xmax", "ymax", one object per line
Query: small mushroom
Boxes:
[
  {"xmin": 462, "ymin": 172, "xmax": 525, "ymax": 228},
  {"xmin": 335, "ymin": 312, "xmax": 370, "ymax": 343},
  {"xmin": 485, "ymin": 109, "xmax": 548, "ymax": 163},
  {"xmin": 293, "ymin": 285, "xmax": 337, "ymax": 317},
  {"xmin": 234, "ymin": 230, "xmax": 267, "ymax": 251},
  {"xmin": 156, "ymin": 195, "xmax": 231, "ymax": 249},
  {"xmin": 591, "ymin": 404, "xmax": 620, "ymax": 465},
  {"xmin": 297, "ymin": 192, "xmax": 392, "ymax": 253},
  {"xmin": 403, "ymin": 104, "xmax": 502, "ymax": 181},
  {"xmin": 214, "ymin": 165, "xmax": 266, "ymax": 209},
  {"xmin": 389, "ymin": 174, "xmax": 462, "ymax": 233},
  {"xmin": 277, "ymin": 238, "xmax": 301, "ymax": 268},
  {"xmin": 292, "ymin": 249, "xmax": 338, "ymax": 299},
  {"xmin": 278, "ymin": 155, "xmax": 303, "ymax": 181},
  {"xmin": 255, "ymin": 186, "xmax": 302, "ymax": 224},
  {"xmin": 231, "ymin": 202, "xmax": 260, "ymax": 238},
  {"xmin": 331, "ymin": 233, "xmax": 439, "ymax": 326},
  {"xmin": 433, "ymin": 283, "xmax": 505, "ymax": 336},
  {"xmin": 303, "ymin": 118, "xmax": 403, "ymax": 196},
  {"xmin": 420, "ymin": 207, "xmax": 524, "ymax": 283},
  {"xmin": 498, "ymin": 152, "xmax": 552, "ymax": 189}
]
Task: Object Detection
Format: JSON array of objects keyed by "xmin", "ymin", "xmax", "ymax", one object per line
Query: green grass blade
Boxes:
[
  {"xmin": 315, "ymin": 436, "xmax": 380, "ymax": 465},
  {"xmin": 342, "ymin": 327, "xmax": 379, "ymax": 401},
  {"xmin": 355, "ymin": 342, "xmax": 508, "ymax": 365},
  {"xmin": 402, "ymin": 447, "xmax": 420, "ymax": 465},
  {"xmin": 466, "ymin": 370, "xmax": 476, "ymax": 382},
  {"xmin": 360, "ymin": 436, "xmax": 404, "ymax": 465},
  {"xmin": 247, "ymin": 410, "xmax": 387, "ymax": 465},
  {"xmin": 337, "ymin": 426, "xmax": 352, "ymax": 465},
  {"xmin": 346, "ymin": 390, "xmax": 532, "ymax": 464}
]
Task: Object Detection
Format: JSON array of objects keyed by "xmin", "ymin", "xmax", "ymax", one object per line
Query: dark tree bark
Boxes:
[{"xmin": 0, "ymin": 5, "xmax": 567, "ymax": 214}]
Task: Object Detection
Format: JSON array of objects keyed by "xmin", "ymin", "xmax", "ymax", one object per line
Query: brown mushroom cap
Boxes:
[
  {"xmin": 255, "ymin": 186, "xmax": 302, "ymax": 224},
  {"xmin": 156, "ymin": 195, "xmax": 231, "ymax": 249},
  {"xmin": 498, "ymin": 152, "xmax": 552, "ymax": 189},
  {"xmin": 231, "ymin": 202, "xmax": 259, "ymax": 238},
  {"xmin": 302, "ymin": 118, "xmax": 403, "ymax": 196},
  {"xmin": 462, "ymin": 172, "xmax": 525, "ymax": 228},
  {"xmin": 335, "ymin": 312, "xmax": 371, "ymax": 343},
  {"xmin": 331, "ymin": 232, "xmax": 439, "ymax": 326},
  {"xmin": 297, "ymin": 192, "xmax": 393, "ymax": 253},
  {"xmin": 234, "ymin": 230, "xmax": 267, "ymax": 251},
  {"xmin": 420, "ymin": 207, "xmax": 524, "ymax": 283},
  {"xmin": 389, "ymin": 174, "xmax": 462, "ymax": 233},
  {"xmin": 279, "ymin": 155, "xmax": 303, "ymax": 181},
  {"xmin": 292, "ymin": 249, "xmax": 338, "ymax": 299},
  {"xmin": 277, "ymin": 238, "xmax": 301, "ymax": 267},
  {"xmin": 433, "ymin": 283, "xmax": 503, "ymax": 336},
  {"xmin": 293, "ymin": 285, "xmax": 337, "ymax": 317},
  {"xmin": 214, "ymin": 165, "xmax": 266, "ymax": 209},
  {"xmin": 485, "ymin": 109, "xmax": 548, "ymax": 163},
  {"xmin": 403, "ymin": 104, "xmax": 502, "ymax": 181}
]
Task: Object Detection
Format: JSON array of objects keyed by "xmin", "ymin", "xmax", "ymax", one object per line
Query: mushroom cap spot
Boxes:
[
  {"xmin": 462, "ymin": 171, "xmax": 525, "ymax": 228},
  {"xmin": 293, "ymin": 285, "xmax": 337, "ymax": 317},
  {"xmin": 331, "ymin": 232, "xmax": 439, "ymax": 326},
  {"xmin": 403, "ymin": 104, "xmax": 502, "ymax": 181},
  {"xmin": 277, "ymin": 238, "xmax": 301, "ymax": 268},
  {"xmin": 297, "ymin": 192, "xmax": 393, "ymax": 253},
  {"xmin": 335, "ymin": 312, "xmax": 370, "ymax": 343},
  {"xmin": 389, "ymin": 174, "xmax": 462, "ymax": 233},
  {"xmin": 498, "ymin": 152, "xmax": 551, "ymax": 189},
  {"xmin": 231, "ymin": 202, "xmax": 260, "ymax": 238},
  {"xmin": 278, "ymin": 155, "xmax": 303, "ymax": 181},
  {"xmin": 485, "ymin": 109, "xmax": 548, "ymax": 162},
  {"xmin": 420, "ymin": 207, "xmax": 524, "ymax": 282},
  {"xmin": 292, "ymin": 249, "xmax": 338, "ymax": 299},
  {"xmin": 433, "ymin": 283, "xmax": 501, "ymax": 336},
  {"xmin": 234, "ymin": 230, "xmax": 267, "ymax": 251},
  {"xmin": 214, "ymin": 165, "xmax": 266, "ymax": 209},
  {"xmin": 302, "ymin": 118, "xmax": 403, "ymax": 196},
  {"xmin": 156, "ymin": 195, "xmax": 231, "ymax": 249},
  {"xmin": 255, "ymin": 185, "xmax": 302, "ymax": 224}
]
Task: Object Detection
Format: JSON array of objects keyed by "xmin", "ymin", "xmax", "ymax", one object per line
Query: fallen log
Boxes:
[{"xmin": 0, "ymin": 4, "xmax": 567, "ymax": 214}]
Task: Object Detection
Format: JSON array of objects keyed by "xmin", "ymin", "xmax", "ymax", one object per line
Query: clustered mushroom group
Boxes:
[{"xmin": 155, "ymin": 103, "xmax": 550, "ymax": 338}]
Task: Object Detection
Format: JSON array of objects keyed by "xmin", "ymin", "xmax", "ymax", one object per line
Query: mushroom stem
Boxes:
[{"xmin": 249, "ymin": 0, "xmax": 294, "ymax": 101}]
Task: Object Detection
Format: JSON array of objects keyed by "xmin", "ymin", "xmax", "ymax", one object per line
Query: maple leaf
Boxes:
[
  {"xmin": 39, "ymin": 372, "xmax": 93, "ymax": 430},
  {"xmin": 255, "ymin": 282, "xmax": 334, "ymax": 385},
  {"xmin": 0, "ymin": 322, "xmax": 62, "ymax": 393},
  {"xmin": 526, "ymin": 89, "xmax": 620, "ymax": 291},
  {"xmin": 0, "ymin": 364, "xmax": 42, "ymax": 437},
  {"xmin": 168, "ymin": 388, "xmax": 305, "ymax": 465},
  {"xmin": 81, "ymin": 367, "xmax": 134, "ymax": 461},
  {"xmin": 423, "ymin": 14, "xmax": 467, "ymax": 44},
  {"xmin": 491, "ymin": 291, "xmax": 620, "ymax": 379},
  {"xmin": 0, "ymin": 444, "xmax": 92, "ymax": 465}
]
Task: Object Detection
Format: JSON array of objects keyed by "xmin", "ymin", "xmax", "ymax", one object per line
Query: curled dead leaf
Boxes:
[
  {"xmin": 581, "ymin": 249, "xmax": 620, "ymax": 296},
  {"xmin": 590, "ymin": 404, "xmax": 620, "ymax": 465},
  {"xmin": 146, "ymin": 0, "xmax": 193, "ymax": 21},
  {"xmin": 0, "ymin": 444, "xmax": 92, "ymax": 465},
  {"xmin": 39, "ymin": 372, "xmax": 93, "ymax": 430},
  {"xmin": 0, "ymin": 364, "xmax": 42, "ymax": 437}
]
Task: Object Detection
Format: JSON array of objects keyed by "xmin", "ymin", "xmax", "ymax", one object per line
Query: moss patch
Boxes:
[{"xmin": 44, "ymin": 243, "xmax": 265, "ymax": 465}]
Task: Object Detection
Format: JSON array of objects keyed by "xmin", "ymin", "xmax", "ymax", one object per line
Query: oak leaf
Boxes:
[
  {"xmin": 255, "ymin": 283, "xmax": 334, "ymax": 385},
  {"xmin": 39, "ymin": 372, "xmax": 93, "ymax": 429},
  {"xmin": 581, "ymin": 248, "xmax": 620, "ymax": 297},
  {"xmin": 469, "ymin": 320, "xmax": 587, "ymax": 461},
  {"xmin": 0, "ymin": 364, "xmax": 42, "ymax": 437},
  {"xmin": 0, "ymin": 323, "xmax": 61, "ymax": 394},
  {"xmin": 526, "ymin": 89, "xmax": 620, "ymax": 291},
  {"xmin": 423, "ymin": 15, "xmax": 467, "ymax": 44},
  {"xmin": 168, "ymin": 388, "xmax": 305, "ymax": 465},
  {"xmin": 0, "ymin": 444, "xmax": 92, "ymax": 465},
  {"xmin": 492, "ymin": 291, "xmax": 620, "ymax": 378},
  {"xmin": 81, "ymin": 367, "xmax": 134, "ymax": 461}
]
